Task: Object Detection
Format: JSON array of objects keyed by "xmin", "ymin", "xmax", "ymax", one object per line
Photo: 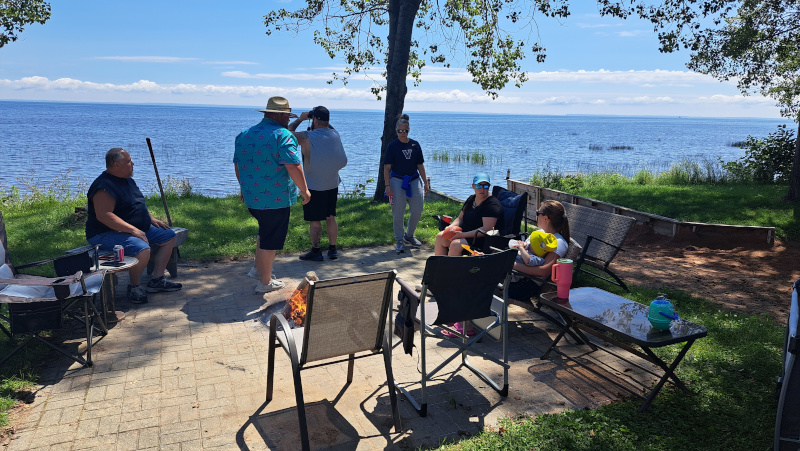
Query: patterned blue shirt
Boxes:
[{"xmin": 233, "ymin": 118, "xmax": 301, "ymax": 209}]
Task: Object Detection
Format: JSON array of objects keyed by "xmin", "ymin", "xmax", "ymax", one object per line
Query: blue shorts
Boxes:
[{"xmin": 88, "ymin": 226, "xmax": 176, "ymax": 257}]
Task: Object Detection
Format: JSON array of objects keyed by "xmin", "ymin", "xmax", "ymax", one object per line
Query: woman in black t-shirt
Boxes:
[{"xmin": 434, "ymin": 172, "xmax": 503, "ymax": 255}]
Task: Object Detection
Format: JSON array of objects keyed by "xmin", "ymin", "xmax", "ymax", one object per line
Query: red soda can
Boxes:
[{"xmin": 113, "ymin": 245, "xmax": 124, "ymax": 262}]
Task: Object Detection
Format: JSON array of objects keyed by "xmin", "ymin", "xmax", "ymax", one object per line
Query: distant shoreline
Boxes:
[{"xmin": 0, "ymin": 99, "xmax": 789, "ymax": 121}]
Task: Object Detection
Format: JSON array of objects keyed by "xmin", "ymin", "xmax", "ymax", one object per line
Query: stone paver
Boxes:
[{"xmin": 5, "ymin": 245, "xmax": 661, "ymax": 450}]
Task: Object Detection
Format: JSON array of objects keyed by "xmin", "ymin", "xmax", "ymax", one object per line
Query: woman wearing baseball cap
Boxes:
[{"xmin": 433, "ymin": 172, "xmax": 504, "ymax": 255}]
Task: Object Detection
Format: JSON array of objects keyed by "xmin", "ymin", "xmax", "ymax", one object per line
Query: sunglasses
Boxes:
[
  {"xmin": 475, "ymin": 183, "xmax": 490, "ymax": 189},
  {"xmin": 396, "ymin": 129, "xmax": 409, "ymax": 133},
  {"xmin": 536, "ymin": 211, "xmax": 545, "ymax": 216}
]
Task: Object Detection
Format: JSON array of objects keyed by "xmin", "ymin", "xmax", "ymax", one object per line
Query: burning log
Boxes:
[{"xmin": 282, "ymin": 271, "xmax": 318, "ymax": 327}]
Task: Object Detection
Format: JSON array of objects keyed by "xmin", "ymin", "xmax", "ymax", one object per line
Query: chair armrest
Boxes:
[
  {"xmin": 0, "ymin": 271, "xmax": 82, "ymax": 286},
  {"xmin": 14, "ymin": 257, "xmax": 58, "ymax": 271},
  {"xmin": 395, "ymin": 277, "xmax": 420, "ymax": 304},
  {"xmin": 269, "ymin": 313, "xmax": 300, "ymax": 359}
]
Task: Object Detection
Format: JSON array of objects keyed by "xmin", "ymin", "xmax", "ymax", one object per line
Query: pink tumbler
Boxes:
[{"xmin": 551, "ymin": 258, "xmax": 573, "ymax": 299}]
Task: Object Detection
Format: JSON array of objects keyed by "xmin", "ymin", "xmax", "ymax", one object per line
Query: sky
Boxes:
[{"xmin": 0, "ymin": 1, "xmax": 785, "ymax": 118}]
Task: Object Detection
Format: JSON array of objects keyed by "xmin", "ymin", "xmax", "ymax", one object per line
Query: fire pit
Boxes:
[{"xmin": 257, "ymin": 271, "xmax": 318, "ymax": 330}]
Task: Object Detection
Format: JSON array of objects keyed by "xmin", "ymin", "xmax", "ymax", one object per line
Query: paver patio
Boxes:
[{"xmin": 4, "ymin": 245, "xmax": 661, "ymax": 450}]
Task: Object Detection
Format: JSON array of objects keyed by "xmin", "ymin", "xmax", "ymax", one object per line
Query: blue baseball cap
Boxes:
[{"xmin": 472, "ymin": 172, "xmax": 490, "ymax": 185}]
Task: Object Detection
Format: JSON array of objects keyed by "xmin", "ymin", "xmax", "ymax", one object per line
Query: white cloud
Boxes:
[
  {"xmin": 614, "ymin": 95, "xmax": 676, "ymax": 104},
  {"xmin": 525, "ymin": 69, "xmax": 718, "ymax": 85},
  {"xmin": 93, "ymin": 56, "xmax": 199, "ymax": 63},
  {"xmin": 223, "ymin": 68, "xmax": 386, "ymax": 81},
  {"xmin": 576, "ymin": 23, "xmax": 624, "ymax": 29},
  {"xmin": 220, "ymin": 67, "xmax": 719, "ymax": 87},
  {"xmin": 0, "ymin": 76, "xmax": 376, "ymax": 100},
  {"xmin": 204, "ymin": 61, "xmax": 259, "ymax": 65},
  {"xmin": 221, "ymin": 71, "xmax": 333, "ymax": 81},
  {"xmin": 0, "ymin": 75, "xmax": 781, "ymax": 117},
  {"xmin": 616, "ymin": 30, "xmax": 646, "ymax": 38},
  {"xmin": 697, "ymin": 94, "xmax": 774, "ymax": 104}
]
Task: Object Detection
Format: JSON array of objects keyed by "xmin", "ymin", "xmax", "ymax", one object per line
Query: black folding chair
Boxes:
[{"xmin": 393, "ymin": 249, "xmax": 516, "ymax": 416}]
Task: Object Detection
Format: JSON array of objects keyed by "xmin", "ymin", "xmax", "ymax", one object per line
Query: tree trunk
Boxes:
[
  {"xmin": 785, "ymin": 121, "xmax": 800, "ymax": 202},
  {"xmin": 372, "ymin": 0, "xmax": 422, "ymax": 202}
]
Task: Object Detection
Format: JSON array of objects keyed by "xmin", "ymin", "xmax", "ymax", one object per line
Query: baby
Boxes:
[{"xmin": 513, "ymin": 230, "xmax": 557, "ymax": 266}]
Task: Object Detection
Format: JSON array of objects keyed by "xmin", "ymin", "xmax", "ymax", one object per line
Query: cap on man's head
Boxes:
[
  {"xmin": 258, "ymin": 96, "xmax": 297, "ymax": 117},
  {"xmin": 473, "ymin": 172, "xmax": 491, "ymax": 185},
  {"xmin": 310, "ymin": 105, "xmax": 330, "ymax": 121}
]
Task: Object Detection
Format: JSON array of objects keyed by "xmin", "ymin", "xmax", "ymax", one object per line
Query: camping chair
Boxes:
[
  {"xmin": 265, "ymin": 271, "xmax": 401, "ymax": 451},
  {"xmin": 393, "ymin": 249, "xmax": 517, "ymax": 417},
  {"xmin": 0, "ymin": 211, "xmax": 108, "ymax": 367}
]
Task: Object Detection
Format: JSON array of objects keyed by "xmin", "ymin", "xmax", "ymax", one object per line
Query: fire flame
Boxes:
[{"xmin": 286, "ymin": 285, "xmax": 308, "ymax": 326}]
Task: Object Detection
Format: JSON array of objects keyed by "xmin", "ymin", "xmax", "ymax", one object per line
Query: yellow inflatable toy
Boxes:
[{"xmin": 528, "ymin": 230, "xmax": 558, "ymax": 257}]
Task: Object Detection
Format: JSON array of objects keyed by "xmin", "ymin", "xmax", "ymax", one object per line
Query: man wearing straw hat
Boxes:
[{"xmin": 234, "ymin": 96, "xmax": 311, "ymax": 294}]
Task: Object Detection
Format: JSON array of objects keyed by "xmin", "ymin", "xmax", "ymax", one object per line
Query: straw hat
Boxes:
[{"xmin": 258, "ymin": 96, "xmax": 298, "ymax": 117}]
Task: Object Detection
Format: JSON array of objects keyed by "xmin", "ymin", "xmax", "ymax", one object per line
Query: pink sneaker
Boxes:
[{"xmin": 441, "ymin": 322, "xmax": 476, "ymax": 337}]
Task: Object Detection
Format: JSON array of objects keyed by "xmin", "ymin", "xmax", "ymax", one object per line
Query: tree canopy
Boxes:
[
  {"xmin": 0, "ymin": 0, "xmax": 51, "ymax": 48},
  {"xmin": 265, "ymin": 0, "xmax": 581, "ymax": 199},
  {"xmin": 266, "ymin": 0, "xmax": 572, "ymax": 100},
  {"xmin": 617, "ymin": 0, "xmax": 800, "ymax": 199}
]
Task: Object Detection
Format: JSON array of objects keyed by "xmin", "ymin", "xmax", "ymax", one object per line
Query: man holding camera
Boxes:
[{"xmin": 288, "ymin": 106, "xmax": 348, "ymax": 261}]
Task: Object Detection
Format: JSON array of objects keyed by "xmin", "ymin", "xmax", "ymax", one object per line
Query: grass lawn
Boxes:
[
  {"xmin": 545, "ymin": 183, "xmax": 800, "ymax": 241},
  {"xmin": 1, "ymin": 195, "xmax": 458, "ymax": 265}
]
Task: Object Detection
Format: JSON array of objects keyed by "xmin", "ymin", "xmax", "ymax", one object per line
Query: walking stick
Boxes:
[{"xmin": 146, "ymin": 137, "xmax": 173, "ymax": 227}]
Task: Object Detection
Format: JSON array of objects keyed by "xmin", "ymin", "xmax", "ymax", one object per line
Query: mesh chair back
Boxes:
[
  {"xmin": 491, "ymin": 186, "xmax": 528, "ymax": 236},
  {"xmin": 422, "ymin": 249, "xmax": 516, "ymax": 325},
  {"xmin": 563, "ymin": 203, "xmax": 635, "ymax": 264},
  {"xmin": 301, "ymin": 271, "xmax": 396, "ymax": 365}
]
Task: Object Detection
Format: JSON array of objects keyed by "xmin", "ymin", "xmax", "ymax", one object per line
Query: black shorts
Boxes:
[
  {"xmin": 248, "ymin": 207, "xmax": 291, "ymax": 250},
  {"xmin": 302, "ymin": 188, "xmax": 339, "ymax": 221}
]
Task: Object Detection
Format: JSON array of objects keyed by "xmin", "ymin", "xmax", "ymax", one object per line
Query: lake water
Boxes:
[{"xmin": 0, "ymin": 100, "xmax": 793, "ymax": 200}]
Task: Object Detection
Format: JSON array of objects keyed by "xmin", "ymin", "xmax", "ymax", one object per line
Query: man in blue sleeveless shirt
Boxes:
[
  {"xmin": 288, "ymin": 106, "xmax": 348, "ymax": 261},
  {"xmin": 86, "ymin": 148, "xmax": 181, "ymax": 304}
]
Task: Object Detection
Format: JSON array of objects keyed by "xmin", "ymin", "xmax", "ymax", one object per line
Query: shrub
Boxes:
[
  {"xmin": 633, "ymin": 169, "xmax": 656, "ymax": 185},
  {"xmin": 152, "ymin": 176, "xmax": 194, "ymax": 198},
  {"xmin": 528, "ymin": 159, "xmax": 730, "ymax": 189},
  {"xmin": 340, "ymin": 178, "xmax": 375, "ymax": 199},
  {"xmin": 722, "ymin": 124, "xmax": 797, "ymax": 183},
  {"xmin": 0, "ymin": 170, "xmax": 87, "ymax": 207}
]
